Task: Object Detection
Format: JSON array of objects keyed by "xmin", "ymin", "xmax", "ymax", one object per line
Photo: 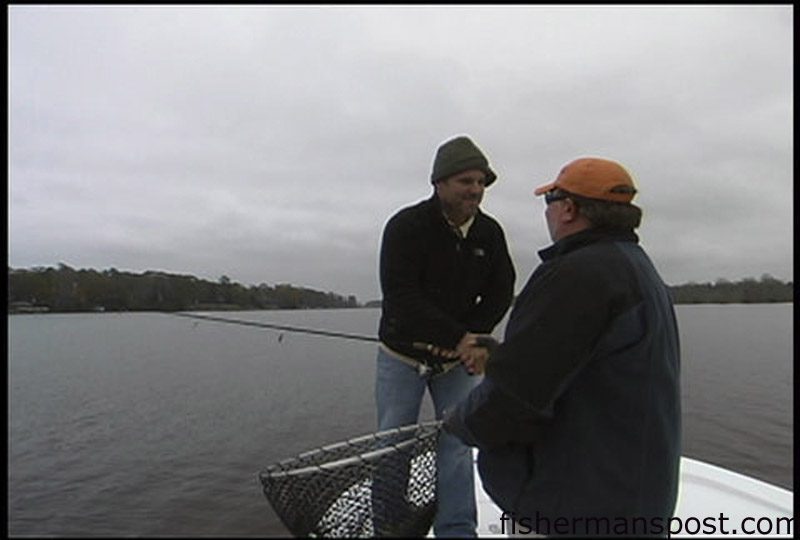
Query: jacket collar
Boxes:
[
  {"xmin": 427, "ymin": 193, "xmax": 483, "ymax": 230},
  {"xmin": 538, "ymin": 227, "xmax": 639, "ymax": 262}
]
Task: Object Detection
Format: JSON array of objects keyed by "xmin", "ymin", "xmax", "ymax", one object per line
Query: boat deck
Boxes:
[{"xmin": 474, "ymin": 453, "xmax": 793, "ymax": 538}]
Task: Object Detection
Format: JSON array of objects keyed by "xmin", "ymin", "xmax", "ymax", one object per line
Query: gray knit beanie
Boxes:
[{"xmin": 430, "ymin": 136, "xmax": 497, "ymax": 187}]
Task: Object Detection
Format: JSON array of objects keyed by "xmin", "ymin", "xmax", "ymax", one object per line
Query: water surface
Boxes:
[{"xmin": 8, "ymin": 304, "xmax": 793, "ymax": 536}]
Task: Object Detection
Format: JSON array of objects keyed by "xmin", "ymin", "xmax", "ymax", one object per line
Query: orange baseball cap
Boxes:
[{"xmin": 534, "ymin": 157, "xmax": 637, "ymax": 203}]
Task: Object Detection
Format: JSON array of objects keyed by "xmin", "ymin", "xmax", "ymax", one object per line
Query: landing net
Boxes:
[{"xmin": 258, "ymin": 421, "xmax": 441, "ymax": 537}]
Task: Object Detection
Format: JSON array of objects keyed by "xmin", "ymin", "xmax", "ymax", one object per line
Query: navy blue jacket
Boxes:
[
  {"xmin": 378, "ymin": 194, "xmax": 515, "ymax": 361},
  {"xmin": 446, "ymin": 227, "xmax": 681, "ymax": 535}
]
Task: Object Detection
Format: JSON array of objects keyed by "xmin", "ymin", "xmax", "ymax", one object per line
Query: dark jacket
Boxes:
[
  {"xmin": 446, "ymin": 228, "xmax": 681, "ymax": 535},
  {"xmin": 378, "ymin": 194, "xmax": 515, "ymax": 361}
]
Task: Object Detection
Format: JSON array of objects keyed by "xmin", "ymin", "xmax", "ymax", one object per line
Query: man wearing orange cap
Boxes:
[{"xmin": 445, "ymin": 157, "xmax": 681, "ymax": 537}]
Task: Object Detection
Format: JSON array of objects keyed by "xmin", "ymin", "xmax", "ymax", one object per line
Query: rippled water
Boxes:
[{"xmin": 8, "ymin": 304, "xmax": 793, "ymax": 536}]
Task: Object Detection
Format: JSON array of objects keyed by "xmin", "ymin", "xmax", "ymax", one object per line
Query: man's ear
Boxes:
[{"xmin": 562, "ymin": 198, "xmax": 579, "ymax": 222}]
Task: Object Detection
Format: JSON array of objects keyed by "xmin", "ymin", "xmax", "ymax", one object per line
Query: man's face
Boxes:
[
  {"xmin": 544, "ymin": 198, "xmax": 563, "ymax": 241},
  {"xmin": 543, "ymin": 190, "xmax": 573, "ymax": 242},
  {"xmin": 435, "ymin": 169, "xmax": 486, "ymax": 222}
]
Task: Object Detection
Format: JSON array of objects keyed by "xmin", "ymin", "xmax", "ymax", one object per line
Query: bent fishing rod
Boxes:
[
  {"xmin": 171, "ymin": 311, "xmax": 378, "ymax": 342},
  {"xmin": 169, "ymin": 311, "xmax": 452, "ymax": 353},
  {"xmin": 169, "ymin": 311, "xmax": 499, "ymax": 357}
]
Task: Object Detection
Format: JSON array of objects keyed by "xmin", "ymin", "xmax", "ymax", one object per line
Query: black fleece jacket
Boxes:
[{"xmin": 378, "ymin": 194, "xmax": 515, "ymax": 361}]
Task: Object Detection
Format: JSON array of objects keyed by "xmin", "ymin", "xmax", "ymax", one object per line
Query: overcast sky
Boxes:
[{"xmin": 9, "ymin": 5, "xmax": 793, "ymax": 303}]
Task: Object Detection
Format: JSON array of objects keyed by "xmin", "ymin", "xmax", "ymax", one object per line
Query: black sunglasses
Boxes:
[{"xmin": 544, "ymin": 191, "xmax": 569, "ymax": 205}]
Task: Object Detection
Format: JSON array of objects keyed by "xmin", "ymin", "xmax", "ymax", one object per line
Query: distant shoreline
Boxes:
[
  {"xmin": 8, "ymin": 300, "xmax": 793, "ymax": 315},
  {"xmin": 7, "ymin": 264, "xmax": 793, "ymax": 313}
]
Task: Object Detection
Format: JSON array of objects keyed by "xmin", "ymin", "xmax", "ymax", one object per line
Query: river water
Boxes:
[{"xmin": 8, "ymin": 304, "xmax": 793, "ymax": 536}]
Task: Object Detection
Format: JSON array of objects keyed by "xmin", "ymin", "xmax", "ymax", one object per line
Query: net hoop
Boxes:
[
  {"xmin": 261, "ymin": 421, "xmax": 440, "ymax": 479},
  {"xmin": 258, "ymin": 420, "xmax": 442, "ymax": 537}
]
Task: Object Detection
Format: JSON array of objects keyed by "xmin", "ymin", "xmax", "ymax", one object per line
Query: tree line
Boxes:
[
  {"xmin": 8, "ymin": 264, "xmax": 359, "ymax": 313},
  {"xmin": 668, "ymin": 275, "xmax": 793, "ymax": 304},
  {"xmin": 7, "ymin": 265, "xmax": 793, "ymax": 314}
]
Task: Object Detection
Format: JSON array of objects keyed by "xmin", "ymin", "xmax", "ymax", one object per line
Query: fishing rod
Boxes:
[
  {"xmin": 169, "ymin": 311, "xmax": 498, "ymax": 358},
  {"xmin": 170, "ymin": 311, "xmax": 380, "ymax": 343}
]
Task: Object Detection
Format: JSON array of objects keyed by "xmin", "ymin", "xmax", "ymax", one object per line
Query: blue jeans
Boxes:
[{"xmin": 375, "ymin": 347, "xmax": 478, "ymax": 537}]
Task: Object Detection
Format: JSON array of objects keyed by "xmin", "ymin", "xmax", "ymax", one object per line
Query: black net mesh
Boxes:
[{"xmin": 258, "ymin": 421, "xmax": 441, "ymax": 537}]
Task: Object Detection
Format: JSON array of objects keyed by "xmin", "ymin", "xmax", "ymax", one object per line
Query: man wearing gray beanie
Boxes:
[{"xmin": 373, "ymin": 135, "xmax": 515, "ymax": 536}]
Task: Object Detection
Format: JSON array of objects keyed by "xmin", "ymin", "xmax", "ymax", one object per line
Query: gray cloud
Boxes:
[{"xmin": 9, "ymin": 5, "xmax": 793, "ymax": 303}]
